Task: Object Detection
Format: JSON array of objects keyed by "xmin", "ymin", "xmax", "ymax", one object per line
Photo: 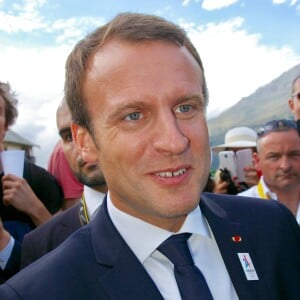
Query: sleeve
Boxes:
[
  {"xmin": 0, "ymin": 240, "xmax": 21, "ymax": 283},
  {"xmin": 20, "ymin": 232, "xmax": 35, "ymax": 269},
  {"xmin": 0, "ymin": 236, "xmax": 15, "ymax": 270},
  {"xmin": 23, "ymin": 161, "xmax": 63, "ymax": 214}
]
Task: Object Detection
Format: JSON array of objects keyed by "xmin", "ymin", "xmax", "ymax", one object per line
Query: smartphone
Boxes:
[
  {"xmin": 236, "ymin": 149, "xmax": 253, "ymax": 182},
  {"xmin": 218, "ymin": 151, "xmax": 237, "ymax": 179}
]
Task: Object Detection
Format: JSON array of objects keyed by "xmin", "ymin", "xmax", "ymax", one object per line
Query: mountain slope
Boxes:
[{"xmin": 208, "ymin": 63, "xmax": 300, "ymax": 147}]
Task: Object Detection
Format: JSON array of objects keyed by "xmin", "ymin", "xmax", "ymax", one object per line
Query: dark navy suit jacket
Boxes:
[
  {"xmin": 0, "ymin": 193, "xmax": 300, "ymax": 300},
  {"xmin": 20, "ymin": 203, "xmax": 81, "ymax": 269}
]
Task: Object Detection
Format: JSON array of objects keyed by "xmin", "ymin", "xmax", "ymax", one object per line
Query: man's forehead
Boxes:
[
  {"xmin": 294, "ymin": 77, "xmax": 300, "ymax": 89},
  {"xmin": 57, "ymin": 105, "xmax": 72, "ymax": 129},
  {"xmin": 260, "ymin": 130, "xmax": 300, "ymax": 146}
]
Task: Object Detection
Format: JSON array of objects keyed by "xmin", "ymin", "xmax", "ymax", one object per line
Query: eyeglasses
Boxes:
[
  {"xmin": 257, "ymin": 119, "xmax": 297, "ymax": 137},
  {"xmin": 292, "ymin": 92, "xmax": 300, "ymax": 100}
]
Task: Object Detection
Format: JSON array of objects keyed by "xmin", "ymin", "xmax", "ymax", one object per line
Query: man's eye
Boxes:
[
  {"xmin": 267, "ymin": 155, "xmax": 278, "ymax": 161},
  {"xmin": 176, "ymin": 104, "xmax": 192, "ymax": 113},
  {"xmin": 124, "ymin": 112, "xmax": 142, "ymax": 121},
  {"xmin": 62, "ymin": 133, "xmax": 73, "ymax": 142}
]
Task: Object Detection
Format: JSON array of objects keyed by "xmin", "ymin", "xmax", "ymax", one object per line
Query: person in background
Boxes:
[
  {"xmin": 0, "ymin": 81, "xmax": 63, "ymax": 282},
  {"xmin": 49, "ymin": 98, "xmax": 87, "ymax": 210},
  {"xmin": 21, "ymin": 99, "xmax": 107, "ymax": 268},
  {"xmin": 288, "ymin": 74, "xmax": 300, "ymax": 134},
  {"xmin": 211, "ymin": 126, "xmax": 259, "ymax": 194},
  {"xmin": 48, "ymin": 140, "xmax": 83, "ymax": 210},
  {"xmin": 0, "ymin": 13, "xmax": 299, "ymax": 299},
  {"xmin": 238, "ymin": 119, "xmax": 300, "ymax": 224}
]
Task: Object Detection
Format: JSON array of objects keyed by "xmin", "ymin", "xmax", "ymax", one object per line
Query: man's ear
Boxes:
[
  {"xmin": 252, "ymin": 152, "xmax": 260, "ymax": 171},
  {"xmin": 71, "ymin": 123, "xmax": 97, "ymax": 163},
  {"xmin": 288, "ymin": 98, "xmax": 294, "ymax": 113}
]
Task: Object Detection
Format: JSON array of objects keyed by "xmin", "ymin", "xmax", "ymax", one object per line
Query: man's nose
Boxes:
[
  {"xmin": 152, "ymin": 113, "xmax": 189, "ymax": 155},
  {"xmin": 279, "ymin": 156, "xmax": 292, "ymax": 170}
]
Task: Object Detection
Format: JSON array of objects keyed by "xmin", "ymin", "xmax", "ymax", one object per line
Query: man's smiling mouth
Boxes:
[{"xmin": 155, "ymin": 168, "xmax": 187, "ymax": 178}]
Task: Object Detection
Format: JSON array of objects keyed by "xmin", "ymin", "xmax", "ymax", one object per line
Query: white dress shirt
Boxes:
[
  {"xmin": 83, "ymin": 185, "xmax": 105, "ymax": 220},
  {"xmin": 107, "ymin": 192, "xmax": 238, "ymax": 300}
]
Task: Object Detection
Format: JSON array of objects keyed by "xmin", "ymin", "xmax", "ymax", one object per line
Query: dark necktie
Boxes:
[{"xmin": 158, "ymin": 233, "xmax": 213, "ymax": 300}]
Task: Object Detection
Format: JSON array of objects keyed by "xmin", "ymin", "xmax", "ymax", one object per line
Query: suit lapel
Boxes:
[
  {"xmin": 90, "ymin": 197, "xmax": 163, "ymax": 300},
  {"xmin": 200, "ymin": 193, "xmax": 269, "ymax": 300}
]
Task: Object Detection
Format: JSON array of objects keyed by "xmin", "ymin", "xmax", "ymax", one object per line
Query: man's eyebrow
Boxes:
[
  {"xmin": 108, "ymin": 101, "xmax": 147, "ymax": 119},
  {"xmin": 177, "ymin": 93, "xmax": 205, "ymax": 104},
  {"xmin": 58, "ymin": 127, "xmax": 71, "ymax": 137}
]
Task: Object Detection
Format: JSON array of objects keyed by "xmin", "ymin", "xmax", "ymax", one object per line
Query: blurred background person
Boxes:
[
  {"xmin": 0, "ymin": 81, "xmax": 62, "ymax": 282},
  {"xmin": 48, "ymin": 98, "xmax": 90, "ymax": 210},
  {"xmin": 48, "ymin": 140, "xmax": 83, "ymax": 210},
  {"xmin": 288, "ymin": 74, "xmax": 300, "ymax": 133},
  {"xmin": 21, "ymin": 100, "xmax": 107, "ymax": 268},
  {"xmin": 239, "ymin": 119, "xmax": 300, "ymax": 223},
  {"xmin": 211, "ymin": 126, "xmax": 259, "ymax": 194}
]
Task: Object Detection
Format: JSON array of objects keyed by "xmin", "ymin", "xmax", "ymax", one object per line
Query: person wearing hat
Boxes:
[{"xmin": 211, "ymin": 127, "xmax": 259, "ymax": 194}]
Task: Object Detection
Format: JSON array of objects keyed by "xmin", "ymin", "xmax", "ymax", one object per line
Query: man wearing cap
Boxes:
[
  {"xmin": 238, "ymin": 119, "xmax": 300, "ymax": 224},
  {"xmin": 211, "ymin": 127, "xmax": 259, "ymax": 194}
]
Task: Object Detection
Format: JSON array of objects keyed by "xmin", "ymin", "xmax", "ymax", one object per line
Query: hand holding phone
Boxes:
[
  {"xmin": 218, "ymin": 151, "xmax": 237, "ymax": 179},
  {"xmin": 236, "ymin": 149, "xmax": 253, "ymax": 182}
]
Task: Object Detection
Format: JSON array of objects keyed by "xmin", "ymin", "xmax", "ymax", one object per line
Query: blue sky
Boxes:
[{"xmin": 0, "ymin": 0, "xmax": 300, "ymax": 167}]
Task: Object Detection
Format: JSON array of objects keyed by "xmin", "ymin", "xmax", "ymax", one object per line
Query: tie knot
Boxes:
[
  {"xmin": 158, "ymin": 233, "xmax": 193, "ymax": 267},
  {"xmin": 158, "ymin": 233, "xmax": 214, "ymax": 299}
]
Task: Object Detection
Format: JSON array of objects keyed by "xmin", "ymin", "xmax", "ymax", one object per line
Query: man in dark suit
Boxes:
[{"xmin": 0, "ymin": 12, "xmax": 299, "ymax": 300}]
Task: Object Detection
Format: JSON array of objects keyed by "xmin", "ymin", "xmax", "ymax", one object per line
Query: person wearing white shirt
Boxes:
[{"xmin": 239, "ymin": 119, "xmax": 300, "ymax": 224}]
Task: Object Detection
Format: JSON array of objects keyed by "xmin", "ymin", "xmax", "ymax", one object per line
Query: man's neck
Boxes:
[
  {"xmin": 272, "ymin": 188, "xmax": 299, "ymax": 216},
  {"xmin": 93, "ymin": 185, "xmax": 108, "ymax": 193}
]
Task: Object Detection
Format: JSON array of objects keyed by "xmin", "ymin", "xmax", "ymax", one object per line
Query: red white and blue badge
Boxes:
[{"xmin": 237, "ymin": 253, "xmax": 259, "ymax": 280}]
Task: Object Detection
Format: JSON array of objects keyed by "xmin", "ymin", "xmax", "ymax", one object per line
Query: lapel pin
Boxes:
[
  {"xmin": 237, "ymin": 253, "xmax": 259, "ymax": 280},
  {"xmin": 232, "ymin": 235, "xmax": 242, "ymax": 243}
]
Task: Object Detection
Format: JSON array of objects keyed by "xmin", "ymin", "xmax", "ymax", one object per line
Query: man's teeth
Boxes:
[{"xmin": 156, "ymin": 168, "xmax": 186, "ymax": 177}]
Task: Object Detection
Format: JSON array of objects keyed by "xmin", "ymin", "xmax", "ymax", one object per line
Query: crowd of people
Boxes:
[{"xmin": 0, "ymin": 12, "xmax": 299, "ymax": 299}]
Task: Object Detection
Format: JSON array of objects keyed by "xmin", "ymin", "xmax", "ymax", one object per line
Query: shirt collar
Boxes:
[
  {"xmin": 296, "ymin": 203, "xmax": 300, "ymax": 224},
  {"xmin": 260, "ymin": 176, "xmax": 277, "ymax": 200},
  {"xmin": 107, "ymin": 191, "xmax": 211, "ymax": 264},
  {"xmin": 83, "ymin": 185, "xmax": 106, "ymax": 219}
]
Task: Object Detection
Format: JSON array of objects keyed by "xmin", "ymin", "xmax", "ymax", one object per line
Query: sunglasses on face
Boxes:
[
  {"xmin": 292, "ymin": 92, "xmax": 300, "ymax": 101},
  {"xmin": 257, "ymin": 119, "xmax": 297, "ymax": 137}
]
